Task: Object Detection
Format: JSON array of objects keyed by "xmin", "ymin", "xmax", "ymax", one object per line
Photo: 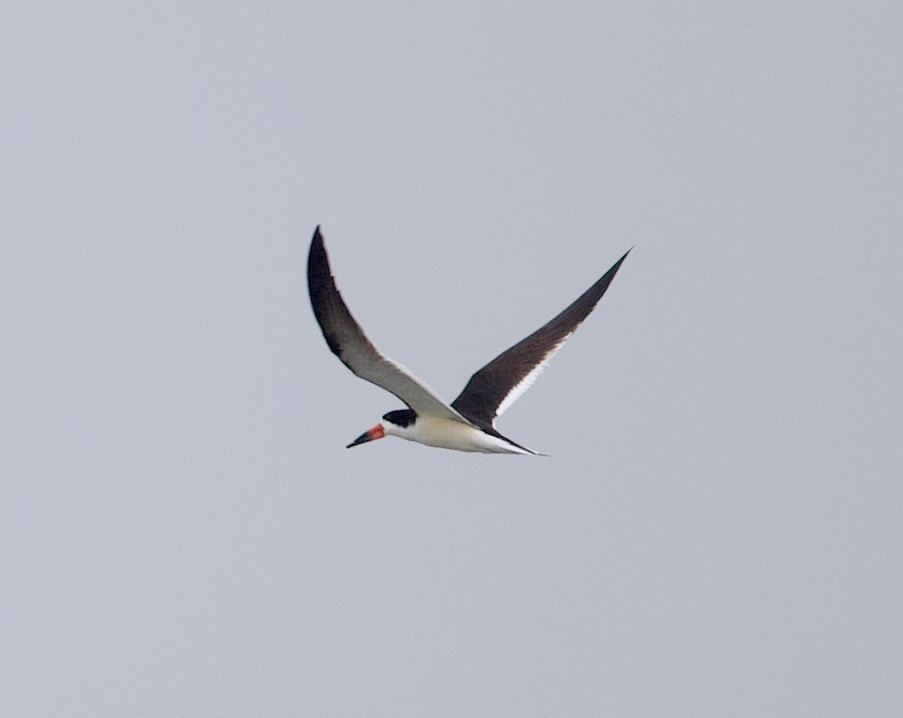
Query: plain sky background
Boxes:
[{"xmin": 1, "ymin": 2, "xmax": 900, "ymax": 716}]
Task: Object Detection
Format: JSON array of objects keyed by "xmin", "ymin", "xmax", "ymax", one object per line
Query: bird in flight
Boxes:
[{"xmin": 307, "ymin": 226, "xmax": 629, "ymax": 455}]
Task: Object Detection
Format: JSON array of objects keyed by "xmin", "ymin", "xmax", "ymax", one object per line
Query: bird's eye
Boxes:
[{"xmin": 383, "ymin": 409, "xmax": 415, "ymax": 427}]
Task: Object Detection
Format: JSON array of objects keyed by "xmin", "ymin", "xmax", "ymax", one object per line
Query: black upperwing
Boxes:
[{"xmin": 451, "ymin": 248, "xmax": 631, "ymax": 428}]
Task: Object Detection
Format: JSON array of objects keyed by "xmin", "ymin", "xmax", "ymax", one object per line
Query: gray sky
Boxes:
[{"xmin": 1, "ymin": 2, "xmax": 900, "ymax": 716}]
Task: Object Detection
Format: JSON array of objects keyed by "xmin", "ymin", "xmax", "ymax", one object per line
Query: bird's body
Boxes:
[
  {"xmin": 377, "ymin": 411, "xmax": 536, "ymax": 455},
  {"xmin": 307, "ymin": 226, "xmax": 629, "ymax": 455}
]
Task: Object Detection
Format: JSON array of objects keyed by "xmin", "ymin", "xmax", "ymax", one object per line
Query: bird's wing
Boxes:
[
  {"xmin": 308, "ymin": 227, "xmax": 471, "ymax": 423},
  {"xmin": 451, "ymin": 248, "xmax": 631, "ymax": 428}
]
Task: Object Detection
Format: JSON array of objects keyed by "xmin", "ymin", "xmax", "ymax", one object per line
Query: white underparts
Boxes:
[{"xmin": 382, "ymin": 415, "xmax": 537, "ymax": 455}]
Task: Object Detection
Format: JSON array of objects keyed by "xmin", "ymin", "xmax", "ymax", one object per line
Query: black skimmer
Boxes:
[{"xmin": 307, "ymin": 226, "xmax": 630, "ymax": 455}]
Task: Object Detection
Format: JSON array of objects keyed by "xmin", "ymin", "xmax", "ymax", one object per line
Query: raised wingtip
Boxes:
[
  {"xmin": 603, "ymin": 246, "xmax": 633, "ymax": 277},
  {"xmin": 308, "ymin": 225, "xmax": 326, "ymax": 270},
  {"xmin": 310, "ymin": 224, "xmax": 333, "ymax": 263}
]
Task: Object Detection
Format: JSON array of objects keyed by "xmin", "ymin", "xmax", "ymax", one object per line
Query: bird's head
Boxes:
[{"xmin": 346, "ymin": 409, "xmax": 417, "ymax": 448}]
